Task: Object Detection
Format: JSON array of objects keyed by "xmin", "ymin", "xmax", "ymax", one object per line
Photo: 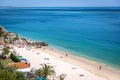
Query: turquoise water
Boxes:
[{"xmin": 0, "ymin": 7, "xmax": 120, "ymax": 69}]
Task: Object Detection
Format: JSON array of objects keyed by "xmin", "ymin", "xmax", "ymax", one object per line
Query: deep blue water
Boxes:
[{"xmin": 0, "ymin": 7, "xmax": 120, "ymax": 69}]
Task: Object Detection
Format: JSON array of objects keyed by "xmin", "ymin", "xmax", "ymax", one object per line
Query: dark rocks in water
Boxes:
[
  {"xmin": 40, "ymin": 42, "xmax": 48, "ymax": 46},
  {"xmin": 30, "ymin": 41, "xmax": 48, "ymax": 48}
]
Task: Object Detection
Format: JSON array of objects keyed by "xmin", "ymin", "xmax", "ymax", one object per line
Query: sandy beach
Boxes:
[
  {"xmin": 44, "ymin": 47, "xmax": 120, "ymax": 80},
  {"xmin": 12, "ymin": 46, "xmax": 120, "ymax": 80}
]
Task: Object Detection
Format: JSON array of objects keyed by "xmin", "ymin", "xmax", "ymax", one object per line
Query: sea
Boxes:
[{"xmin": 0, "ymin": 7, "xmax": 120, "ymax": 69}]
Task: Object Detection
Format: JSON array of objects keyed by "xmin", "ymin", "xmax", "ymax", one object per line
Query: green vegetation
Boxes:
[
  {"xmin": 16, "ymin": 71, "xmax": 26, "ymax": 80},
  {"xmin": 0, "ymin": 47, "xmax": 10, "ymax": 59},
  {"xmin": 2, "ymin": 47, "xmax": 10, "ymax": 55},
  {"xmin": 0, "ymin": 62, "xmax": 4, "ymax": 70},
  {"xmin": 0, "ymin": 59, "xmax": 13, "ymax": 67},
  {"xmin": 0, "ymin": 69, "xmax": 17, "ymax": 80},
  {"xmin": 13, "ymin": 33, "xmax": 19, "ymax": 43},
  {"xmin": 36, "ymin": 64, "xmax": 55, "ymax": 78},
  {"xmin": 13, "ymin": 36, "xmax": 19, "ymax": 41},
  {"xmin": 10, "ymin": 53, "xmax": 21, "ymax": 62},
  {"xmin": 0, "ymin": 61, "xmax": 26, "ymax": 80},
  {"xmin": 0, "ymin": 61, "xmax": 55, "ymax": 80}
]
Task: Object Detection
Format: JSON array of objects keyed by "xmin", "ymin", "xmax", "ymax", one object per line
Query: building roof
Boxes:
[{"xmin": 9, "ymin": 62, "xmax": 29, "ymax": 69}]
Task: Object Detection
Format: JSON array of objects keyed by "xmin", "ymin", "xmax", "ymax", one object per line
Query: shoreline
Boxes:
[
  {"xmin": 17, "ymin": 34, "xmax": 120, "ymax": 70},
  {"xmin": 10, "ymin": 33, "xmax": 120, "ymax": 80},
  {"xmin": 31, "ymin": 45, "xmax": 120, "ymax": 80},
  {"xmin": 46, "ymin": 45, "xmax": 120, "ymax": 70}
]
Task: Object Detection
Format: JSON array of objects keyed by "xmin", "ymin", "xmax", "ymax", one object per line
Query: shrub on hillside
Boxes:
[{"xmin": 0, "ymin": 48, "xmax": 10, "ymax": 59}]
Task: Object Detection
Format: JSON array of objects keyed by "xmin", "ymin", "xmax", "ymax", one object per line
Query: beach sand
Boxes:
[
  {"xmin": 44, "ymin": 47, "xmax": 120, "ymax": 80},
  {"xmin": 14, "ymin": 46, "xmax": 120, "ymax": 80}
]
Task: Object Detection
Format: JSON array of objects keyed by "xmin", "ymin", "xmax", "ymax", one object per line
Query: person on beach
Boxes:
[
  {"xmin": 51, "ymin": 48, "xmax": 53, "ymax": 51},
  {"xmin": 43, "ymin": 47, "xmax": 45, "ymax": 51},
  {"xmin": 66, "ymin": 53, "xmax": 68, "ymax": 57},
  {"xmin": 99, "ymin": 65, "xmax": 102, "ymax": 70}
]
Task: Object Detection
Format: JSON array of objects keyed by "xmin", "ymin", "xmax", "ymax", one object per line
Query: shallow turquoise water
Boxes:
[{"xmin": 0, "ymin": 7, "xmax": 120, "ymax": 69}]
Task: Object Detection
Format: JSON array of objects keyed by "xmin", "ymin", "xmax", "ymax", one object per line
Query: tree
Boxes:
[
  {"xmin": 6, "ymin": 66, "xmax": 17, "ymax": 73},
  {"xmin": 0, "ymin": 61, "xmax": 26, "ymax": 80},
  {"xmin": 0, "ymin": 62, "xmax": 4, "ymax": 70},
  {"xmin": 16, "ymin": 71, "xmax": 26, "ymax": 80},
  {"xmin": 0, "ymin": 69, "xmax": 17, "ymax": 80},
  {"xmin": 36, "ymin": 64, "xmax": 55, "ymax": 78}
]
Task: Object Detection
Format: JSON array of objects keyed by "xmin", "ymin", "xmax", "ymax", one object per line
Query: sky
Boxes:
[{"xmin": 0, "ymin": 0, "xmax": 120, "ymax": 7}]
